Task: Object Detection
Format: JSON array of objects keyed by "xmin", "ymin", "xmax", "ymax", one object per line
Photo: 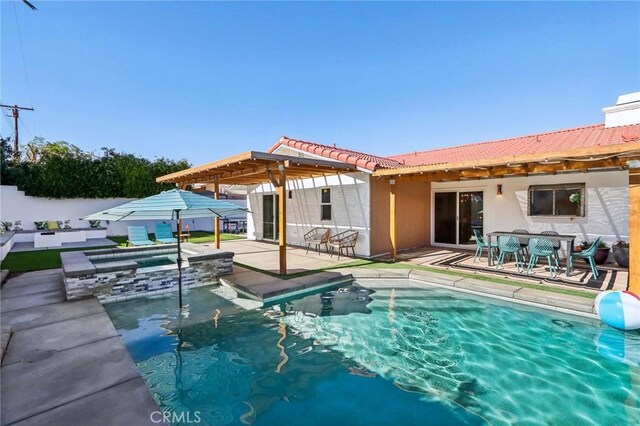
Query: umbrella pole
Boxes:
[{"xmin": 176, "ymin": 210, "xmax": 183, "ymax": 309}]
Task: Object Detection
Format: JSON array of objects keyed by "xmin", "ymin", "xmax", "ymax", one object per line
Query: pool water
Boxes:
[
  {"xmin": 105, "ymin": 281, "xmax": 640, "ymax": 425},
  {"xmin": 91, "ymin": 254, "xmax": 177, "ymax": 268}
]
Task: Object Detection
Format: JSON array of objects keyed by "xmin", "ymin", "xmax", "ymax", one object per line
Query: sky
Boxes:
[{"xmin": 1, "ymin": 1, "xmax": 639, "ymax": 165}]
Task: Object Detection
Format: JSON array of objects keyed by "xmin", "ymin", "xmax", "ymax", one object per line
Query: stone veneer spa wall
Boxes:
[{"xmin": 61, "ymin": 243, "xmax": 234, "ymax": 302}]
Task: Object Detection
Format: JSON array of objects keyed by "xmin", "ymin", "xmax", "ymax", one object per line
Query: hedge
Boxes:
[{"xmin": 1, "ymin": 139, "xmax": 189, "ymax": 199}]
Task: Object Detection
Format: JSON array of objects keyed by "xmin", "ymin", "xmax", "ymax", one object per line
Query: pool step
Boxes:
[{"xmin": 219, "ymin": 266, "xmax": 354, "ymax": 305}]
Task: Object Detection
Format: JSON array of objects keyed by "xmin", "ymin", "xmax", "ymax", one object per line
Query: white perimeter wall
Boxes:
[
  {"xmin": 246, "ymin": 172, "xmax": 372, "ymax": 256},
  {"xmin": 431, "ymin": 170, "xmax": 629, "ymax": 247},
  {"xmin": 0, "ymin": 186, "xmax": 246, "ymax": 236}
]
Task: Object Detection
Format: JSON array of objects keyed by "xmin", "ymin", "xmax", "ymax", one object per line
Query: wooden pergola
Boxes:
[
  {"xmin": 374, "ymin": 140, "xmax": 640, "ymax": 292},
  {"xmin": 157, "ymin": 151, "xmax": 357, "ymax": 275}
]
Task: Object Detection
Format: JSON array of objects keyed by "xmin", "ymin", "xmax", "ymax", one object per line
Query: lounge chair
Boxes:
[
  {"xmin": 127, "ymin": 226, "xmax": 154, "ymax": 247},
  {"xmin": 304, "ymin": 228, "xmax": 330, "ymax": 254},
  {"xmin": 154, "ymin": 223, "xmax": 178, "ymax": 244},
  {"xmin": 329, "ymin": 230, "xmax": 359, "ymax": 260}
]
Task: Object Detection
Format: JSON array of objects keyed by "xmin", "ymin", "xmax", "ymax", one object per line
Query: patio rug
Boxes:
[{"xmin": 398, "ymin": 248, "xmax": 628, "ymax": 292}]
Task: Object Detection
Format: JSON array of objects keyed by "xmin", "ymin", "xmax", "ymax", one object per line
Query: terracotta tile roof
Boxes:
[
  {"xmin": 268, "ymin": 136, "xmax": 404, "ymax": 171},
  {"xmin": 388, "ymin": 123, "xmax": 640, "ymax": 167}
]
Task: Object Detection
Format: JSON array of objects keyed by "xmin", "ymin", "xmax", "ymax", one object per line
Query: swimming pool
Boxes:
[
  {"xmin": 91, "ymin": 253, "xmax": 177, "ymax": 268},
  {"xmin": 105, "ymin": 280, "xmax": 640, "ymax": 425}
]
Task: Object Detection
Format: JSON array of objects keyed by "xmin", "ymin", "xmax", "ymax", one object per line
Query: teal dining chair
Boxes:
[
  {"xmin": 540, "ymin": 230, "xmax": 561, "ymax": 265},
  {"xmin": 568, "ymin": 237, "xmax": 602, "ymax": 279},
  {"xmin": 472, "ymin": 229, "xmax": 498, "ymax": 263},
  {"xmin": 526, "ymin": 238, "xmax": 558, "ymax": 278},
  {"xmin": 496, "ymin": 235, "xmax": 525, "ymax": 273}
]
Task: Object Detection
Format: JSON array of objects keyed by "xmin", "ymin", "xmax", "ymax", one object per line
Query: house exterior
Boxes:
[
  {"xmin": 157, "ymin": 92, "xmax": 640, "ymax": 288},
  {"xmin": 243, "ymin": 94, "xmax": 639, "ymax": 258}
]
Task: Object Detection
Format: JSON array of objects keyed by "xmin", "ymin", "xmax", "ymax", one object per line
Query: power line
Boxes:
[
  {"xmin": 18, "ymin": 116, "xmax": 34, "ymax": 138},
  {"xmin": 2, "ymin": 112, "xmax": 16, "ymax": 135},
  {"xmin": 0, "ymin": 104, "xmax": 34, "ymax": 161},
  {"xmin": 12, "ymin": 1, "xmax": 38, "ymax": 135}
]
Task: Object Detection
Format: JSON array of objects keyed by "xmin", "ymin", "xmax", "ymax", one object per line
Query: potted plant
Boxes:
[
  {"xmin": 612, "ymin": 240, "xmax": 629, "ymax": 267},
  {"xmin": 569, "ymin": 193, "xmax": 581, "ymax": 204},
  {"xmin": 581, "ymin": 240, "xmax": 610, "ymax": 265}
]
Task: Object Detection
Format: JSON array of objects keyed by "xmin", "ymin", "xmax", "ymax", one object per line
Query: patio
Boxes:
[
  {"xmin": 396, "ymin": 246, "xmax": 628, "ymax": 292},
  {"xmin": 205, "ymin": 239, "xmax": 358, "ymax": 274}
]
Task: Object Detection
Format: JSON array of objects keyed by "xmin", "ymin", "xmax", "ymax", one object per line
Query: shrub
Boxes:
[{"xmin": 1, "ymin": 138, "xmax": 189, "ymax": 199}]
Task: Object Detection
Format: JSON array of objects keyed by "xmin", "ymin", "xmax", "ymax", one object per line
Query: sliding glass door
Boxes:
[
  {"xmin": 262, "ymin": 194, "xmax": 279, "ymax": 240},
  {"xmin": 458, "ymin": 191, "xmax": 484, "ymax": 245},
  {"xmin": 434, "ymin": 191, "xmax": 484, "ymax": 246},
  {"xmin": 434, "ymin": 192, "xmax": 457, "ymax": 244}
]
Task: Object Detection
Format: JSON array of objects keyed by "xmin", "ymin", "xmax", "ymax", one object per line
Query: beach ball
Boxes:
[{"xmin": 594, "ymin": 290, "xmax": 640, "ymax": 331}]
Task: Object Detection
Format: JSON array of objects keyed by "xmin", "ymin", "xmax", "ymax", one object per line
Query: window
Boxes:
[
  {"xmin": 528, "ymin": 184, "xmax": 585, "ymax": 217},
  {"xmin": 321, "ymin": 188, "xmax": 331, "ymax": 221}
]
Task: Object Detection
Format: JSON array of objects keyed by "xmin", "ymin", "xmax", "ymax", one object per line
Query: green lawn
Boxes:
[
  {"xmin": 1, "ymin": 232, "xmax": 245, "ymax": 273},
  {"xmin": 1, "ymin": 246, "xmax": 116, "ymax": 273}
]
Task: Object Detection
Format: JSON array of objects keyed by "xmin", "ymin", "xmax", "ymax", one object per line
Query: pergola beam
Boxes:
[
  {"xmin": 277, "ymin": 163, "xmax": 287, "ymax": 275},
  {"xmin": 213, "ymin": 176, "xmax": 220, "ymax": 249},
  {"xmin": 388, "ymin": 155, "xmax": 640, "ymax": 183},
  {"xmin": 157, "ymin": 150, "xmax": 356, "ymax": 185},
  {"xmin": 390, "ymin": 180, "xmax": 397, "ymax": 261},
  {"xmin": 629, "ymin": 160, "xmax": 640, "ymax": 293}
]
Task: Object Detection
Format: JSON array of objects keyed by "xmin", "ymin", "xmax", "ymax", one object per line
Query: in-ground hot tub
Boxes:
[{"xmin": 61, "ymin": 243, "xmax": 234, "ymax": 302}]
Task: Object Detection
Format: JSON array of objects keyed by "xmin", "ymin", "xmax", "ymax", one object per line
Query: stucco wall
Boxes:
[
  {"xmin": 431, "ymin": 170, "xmax": 629, "ymax": 247},
  {"xmin": 0, "ymin": 185, "xmax": 244, "ymax": 236},
  {"xmin": 246, "ymin": 172, "xmax": 372, "ymax": 256}
]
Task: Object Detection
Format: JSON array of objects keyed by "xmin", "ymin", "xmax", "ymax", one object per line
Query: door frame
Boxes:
[{"xmin": 430, "ymin": 187, "xmax": 486, "ymax": 248}]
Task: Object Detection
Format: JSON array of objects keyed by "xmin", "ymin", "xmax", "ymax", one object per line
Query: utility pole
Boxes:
[{"xmin": 0, "ymin": 104, "xmax": 34, "ymax": 161}]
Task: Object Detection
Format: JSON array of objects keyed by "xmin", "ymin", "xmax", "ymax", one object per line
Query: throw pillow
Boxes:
[
  {"xmin": 47, "ymin": 220, "xmax": 60, "ymax": 230},
  {"xmin": 2, "ymin": 221, "xmax": 13, "ymax": 232},
  {"xmin": 13, "ymin": 220, "xmax": 22, "ymax": 231},
  {"xmin": 0, "ymin": 222, "xmax": 5, "ymax": 234},
  {"xmin": 89, "ymin": 220, "xmax": 102, "ymax": 228},
  {"xmin": 34, "ymin": 221, "xmax": 48, "ymax": 230},
  {"xmin": 63, "ymin": 220, "xmax": 72, "ymax": 229}
]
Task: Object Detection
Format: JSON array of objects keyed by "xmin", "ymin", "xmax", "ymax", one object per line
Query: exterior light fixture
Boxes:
[
  {"xmin": 389, "ymin": 179, "xmax": 396, "ymax": 185},
  {"xmin": 278, "ymin": 163, "xmax": 285, "ymax": 172},
  {"xmin": 497, "ymin": 184, "xmax": 503, "ymax": 196}
]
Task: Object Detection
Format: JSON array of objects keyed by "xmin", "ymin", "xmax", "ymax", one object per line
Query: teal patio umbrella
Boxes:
[{"xmin": 82, "ymin": 189, "xmax": 249, "ymax": 307}]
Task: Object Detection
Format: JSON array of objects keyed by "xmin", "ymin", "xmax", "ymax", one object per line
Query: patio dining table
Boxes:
[{"xmin": 486, "ymin": 231, "xmax": 576, "ymax": 277}]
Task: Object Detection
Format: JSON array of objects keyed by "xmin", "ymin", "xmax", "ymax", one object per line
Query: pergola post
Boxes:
[
  {"xmin": 277, "ymin": 163, "xmax": 287, "ymax": 275},
  {"xmin": 629, "ymin": 161, "xmax": 640, "ymax": 293},
  {"xmin": 389, "ymin": 178, "xmax": 397, "ymax": 262},
  {"xmin": 213, "ymin": 176, "xmax": 221, "ymax": 249}
]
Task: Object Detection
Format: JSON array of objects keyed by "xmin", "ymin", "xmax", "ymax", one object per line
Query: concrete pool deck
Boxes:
[{"xmin": 0, "ymin": 269, "xmax": 161, "ymax": 425}]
